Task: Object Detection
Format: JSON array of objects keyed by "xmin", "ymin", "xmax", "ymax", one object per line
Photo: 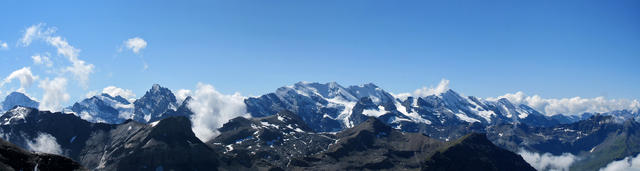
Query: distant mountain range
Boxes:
[
  {"xmin": 0, "ymin": 107, "xmax": 533, "ymax": 170},
  {"xmin": 0, "ymin": 81, "xmax": 638, "ymax": 170}
]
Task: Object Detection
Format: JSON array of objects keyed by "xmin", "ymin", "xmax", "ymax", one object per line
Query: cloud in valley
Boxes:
[
  {"xmin": 599, "ymin": 154, "xmax": 640, "ymax": 171},
  {"xmin": 27, "ymin": 132, "xmax": 63, "ymax": 155},
  {"xmin": 518, "ymin": 149, "xmax": 579, "ymax": 171},
  {"xmin": 186, "ymin": 83, "xmax": 248, "ymax": 142}
]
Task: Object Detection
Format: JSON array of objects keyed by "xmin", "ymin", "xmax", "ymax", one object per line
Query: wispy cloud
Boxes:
[
  {"xmin": 32, "ymin": 54, "xmax": 53, "ymax": 67},
  {"xmin": 19, "ymin": 23, "xmax": 94, "ymax": 88}
]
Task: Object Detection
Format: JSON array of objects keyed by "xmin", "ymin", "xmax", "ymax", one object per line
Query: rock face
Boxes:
[
  {"xmin": 290, "ymin": 117, "xmax": 535, "ymax": 171},
  {"xmin": 0, "ymin": 107, "xmax": 539, "ymax": 170},
  {"xmin": 209, "ymin": 110, "xmax": 336, "ymax": 169},
  {"xmin": 245, "ymin": 82, "xmax": 563, "ymax": 141},
  {"xmin": 82, "ymin": 117, "xmax": 220, "ymax": 171},
  {"xmin": 423, "ymin": 133, "xmax": 535, "ymax": 171},
  {"xmin": 0, "ymin": 107, "xmax": 219, "ymax": 171},
  {"xmin": 0, "ymin": 137, "xmax": 87, "ymax": 171},
  {"xmin": 68, "ymin": 84, "xmax": 192, "ymax": 124},
  {"xmin": 132, "ymin": 84, "xmax": 182, "ymax": 123},
  {"xmin": 1, "ymin": 92, "xmax": 39, "ymax": 111},
  {"xmin": 69, "ymin": 93, "xmax": 133, "ymax": 124}
]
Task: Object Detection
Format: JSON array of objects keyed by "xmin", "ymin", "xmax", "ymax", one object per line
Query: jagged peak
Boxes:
[
  {"xmin": 144, "ymin": 84, "xmax": 173, "ymax": 96},
  {"xmin": 152, "ymin": 83, "xmax": 162, "ymax": 91}
]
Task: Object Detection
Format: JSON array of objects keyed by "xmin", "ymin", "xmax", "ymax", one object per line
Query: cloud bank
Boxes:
[
  {"xmin": 27, "ymin": 132, "xmax": 62, "ymax": 155},
  {"xmin": 186, "ymin": 83, "xmax": 248, "ymax": 142},
  {"xmin": 489, "ymin": 91, "xmax": 640, "ymax": 115},
  {"xmin": 599, "ymin": 154, "xmax": 640, "ymax": 171},
  {"xmin": 38, "ymin": 77, "xmax": 70, "ymax": 112},
  {"xmin": 518, "ymin": 149, "xmax": 579, "ymax": 171}
]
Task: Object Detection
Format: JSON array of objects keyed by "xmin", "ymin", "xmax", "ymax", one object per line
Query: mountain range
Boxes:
[{"xmin": 0, "ymin": 81, "xmax": 638, "ymax": 170}]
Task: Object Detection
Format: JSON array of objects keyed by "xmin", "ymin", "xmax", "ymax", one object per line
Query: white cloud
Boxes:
[
  {"xmin": 1, "ymin": 67, "xmax": 39, "ymax": 92},
  {"xmin": 27, "ymin": 132, "xmax": 62, "ymax": 155},
  {"xmin": 489, "ymin": 91, "xmax": 640, "ymax": 116},
  {"xmin": 19, "ymin": 23, "xmax": 56, "ymax": 46},
  {"xmin": 599, "ymin": 154, "xmax": 640, "ymax": 171},
  {"xmin": 46, "ymin": 36, "xmax": 94, "ymax": 88},
  {"xmin": 175, "ymin": 89, "xmax": 192, "ymax": 104},
  {"xmin": 101, "ymin": 86, "xmax": 136, "ymax": 101},
  {"xmin": 31, "ymin": 54, "xmax": 53, "ymax": 67},
  {"xmin": 187, "ymin": 83, "xmax": 248, "ymax": 142},
  {"xmin": 19, "ymin": 23, "xmax": 94, "ymax": 88},
  {"xmin": 38, "ymin": 77, "xmax": 70, "ymax": 112},
  {"xmin": 519, "ymin": 149, "xmax": 579, "ymax": 171},
  {"xmin": 0, "ymin": 40, "xmax": 8, "ymax": 50},
  {"xmin": 124, "ymin": 37, "xmax": 147, "ymax": 54},
  {"xmin": 85, "ymin": 90, "xmax": 98, "ymax": 98},
  {"xmin": 413, "ymin": 78, "xmax": 450, "ymax": 97}
]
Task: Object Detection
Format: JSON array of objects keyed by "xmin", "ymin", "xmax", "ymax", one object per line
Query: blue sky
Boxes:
[{"xmin": 0, "ymin": 0, "xmax": 639, "ymax": 107}]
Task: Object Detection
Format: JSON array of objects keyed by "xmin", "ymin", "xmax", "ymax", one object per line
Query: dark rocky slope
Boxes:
[{"xmin": 0, "ymin": 137, "xmax": 86, "ymax": 171}]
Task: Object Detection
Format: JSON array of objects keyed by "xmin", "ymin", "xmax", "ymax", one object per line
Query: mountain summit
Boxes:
[
  {"xmin": 132, "ymin": 84, "xmax": 180, "ymax": 123},
  {"xmin": 1, "ymin": 92, "xmax": 39, "ymax": 111},
  {"xmin": 246, "ymin": 81, "xmax": 561, "ymax": 141}
]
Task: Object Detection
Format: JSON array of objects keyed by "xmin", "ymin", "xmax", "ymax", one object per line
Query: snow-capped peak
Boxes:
[
  {"xmin": 1, "ymin": 92, "xmax": 39, "ymax": 111},
  {"xmin": 1, "ymin": 106, "xmax": 35, "ymax": 125}
]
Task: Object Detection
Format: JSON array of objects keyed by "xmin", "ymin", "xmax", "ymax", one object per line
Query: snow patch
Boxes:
[
  {"xmin": 455, "ymin": 113, "xmax": 480, "ymax": 123},
  {"xmin": 362, "ymin": 106, "xmax": 387, "ymax": 117}
]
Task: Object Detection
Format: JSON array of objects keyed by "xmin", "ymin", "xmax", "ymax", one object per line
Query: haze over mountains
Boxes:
[{"xmin": 0, "ymin": 81, "xmax": 639, "ymax": 170}]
